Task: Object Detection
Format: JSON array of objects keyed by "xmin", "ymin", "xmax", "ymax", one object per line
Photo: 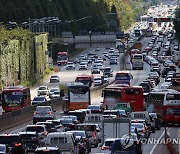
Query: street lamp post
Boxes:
[{"xmin": 89, "ymin": 30, "xmax": 92, "ymax": 47}]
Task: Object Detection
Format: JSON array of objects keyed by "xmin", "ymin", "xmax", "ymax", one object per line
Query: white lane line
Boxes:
[{"xmin": 149, "ymin": 129, "xmax": 166, "ymax": 154}]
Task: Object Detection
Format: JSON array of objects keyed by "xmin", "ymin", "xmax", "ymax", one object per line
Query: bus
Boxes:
[
  {"xmin": 57, "ymin": 51, "xmax": 68, "ymax": 65},
  {"xmin": 75, "ymin": 74, "xmax": 93, "ymax": 87},
  {"xmin": 102, "ymin": 85, "xmax": 145, "ymax": 111},
  {"xmin": 147, "ymin": 89, "xmax": 180, "ymax": 125},
  {"xmin": 115, "ymin": 71, "xmax": 133, "ymax": 85},
  {"xmin": 67, "ymin": 82, "xmax": 91, "ymax": 111},
  {"xmin": 1, "ymin": 86, "xmax": 31, "ymax": 112}
]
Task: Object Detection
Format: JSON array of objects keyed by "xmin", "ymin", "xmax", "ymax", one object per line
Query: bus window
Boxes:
[{"xmin": 125, "ymin": 89, "xmax": 140, "ymax": 95}]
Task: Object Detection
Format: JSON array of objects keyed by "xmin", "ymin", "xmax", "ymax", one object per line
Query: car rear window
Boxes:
[
  {"xmin": 105, "ymin": 141, "xmax": 114, "ymax": 146},
  {"xmin": 35, "ymin": 151, "xmax": 59, "ymax": 154},
  {"xmin": 76, "ymin": 125, "xmax": 96, "ymax": 131},
  {"xmin": 0, "ymin": 135, "xmax": 21, "ymax": 144},
  {"xmin": 26, "ymin": 126, "xmax": 45, "ymax": 133}
]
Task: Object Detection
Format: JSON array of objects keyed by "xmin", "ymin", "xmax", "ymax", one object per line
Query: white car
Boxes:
[
  {"xmin": 79, "ymin": 62, "xmax": 87, "ymax": 70},
  {"xmin": 37, "ymin": 86, "xmax": 49, "ymax": 96},
  {"xmin": 103, "ymin": 75, "xmax": 109, "ymax": 83},
  {"xmin": 50, "ymin": 75, "xmax": 60, "ymax": 83},
  {"xmin": 94, "ymin": 76, "xmax": 102, "ymax": 86},
  {"xmin": 101, "ymin": 138, "xmax": 117, "ymax": 153},
  {"xmin": 66, "ymin": 62, "xmax": 75, "ymax": 70},
  {"xmin": 49, "ymin": 88, "xmax": 59, "ymax": 99},
  {"xmin": 51, "ymin": 91, "xmax": 60, "ymax": 99}
]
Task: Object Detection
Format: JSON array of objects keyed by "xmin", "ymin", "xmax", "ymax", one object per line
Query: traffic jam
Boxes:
[{"xmin": 0, "ymin": 3, "xmax": 180, "ymax": 154}]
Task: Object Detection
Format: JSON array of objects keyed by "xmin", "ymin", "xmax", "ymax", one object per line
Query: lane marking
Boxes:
[{"xmin": 149, "ymin": 128, "xmax": 166, "ymax": 154}]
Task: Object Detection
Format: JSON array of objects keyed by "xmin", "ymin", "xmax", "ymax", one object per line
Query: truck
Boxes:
[
  {"xmin": 102, "ymin": 118, "xmax": 130, "ymax": 143},
  {"xmin": 57, "ymin": 51, "xmax": 68, "ymax": 65}
]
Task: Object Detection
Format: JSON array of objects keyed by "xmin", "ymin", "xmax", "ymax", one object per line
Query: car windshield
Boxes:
[
  {"xmin": 39, "ymin": 87, "xmax": 47, "ymax": 90},
  {"xmin": 50, "ymin": 89, "xmax": 59, "ymax": 92},
  {"xmin": 51, "ymin": 76, "xmax": 58, "ymax": 78},
  {"xmin": 33, "ymin": 97, "xmax": 45, "ymax": 101},
  {"xmin": 0, "ymin": 136, "xmax": 20, "ymax": 144},
  {"xmin": 73, "ymin": 131, "xmax": 85, "ymax": 137},
  {"xmin": 104, "ymin": 68, "xmax": 111, "ymax": 72},
  {"xmin": 26, "ymin": 127, "xmax": 45, "ymax": 133}
]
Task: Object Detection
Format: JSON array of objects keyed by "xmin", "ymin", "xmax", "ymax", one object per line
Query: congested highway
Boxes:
[{"xmin": 0, "ymin": 2, "xmax": 179, "ymax": 154}]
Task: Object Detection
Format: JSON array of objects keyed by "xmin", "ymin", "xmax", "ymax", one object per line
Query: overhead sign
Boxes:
[{"xmin": 154, "ymin": 18, "xmax": 173, "ymax": 22}]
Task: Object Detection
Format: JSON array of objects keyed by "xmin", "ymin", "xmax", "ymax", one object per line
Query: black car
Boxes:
[
  {"xmin": 0, "ymin": 133, "xmax": 27, "ymax": 154},
  {"xmin": 103, "ymin": 67, "xmax": 113, "ymax": 77},
  {"xmin": 149, "ymin": 113, "xmax": 161, "ymax": 130},
  {"xmin": 87, "ymin": 104, "xmax": 104, "ymax": 113},
  {"xmin": 162, "ymin": 67, "xmax": 175, "ymax": 78},
  {"xmin": 19, "ymin": 131, "xmax": 40, "ymax": 152},
  {"xmin": 68, "ymin": 110, "xmax": 86, "ymax": 123},
  {"xmin": 139, "ymin": 82, "xmax": 151, "ymax": 93}
]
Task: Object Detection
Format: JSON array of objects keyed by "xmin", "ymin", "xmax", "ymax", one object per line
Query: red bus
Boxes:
[
  {"xmin": 147, "ymin": 89, "xmax": 180, "ymax": 125},
  {"xmin": 75, "ymin": 74, "xmax": 93, "ymax": 87},
  {"xmin": 57, "ymin": 51, "xmax": 68, "ymax": 65},
  {"xmin": 63, "ymin": 82, "xmax": 91, "ymax": 112},
  {"xmin": 102, "ymin": 85, "xmax": 145, "ymax": 111},
  {"xmin": 1, "ymin": 86, "xmax": 31, "ymax": 112}
]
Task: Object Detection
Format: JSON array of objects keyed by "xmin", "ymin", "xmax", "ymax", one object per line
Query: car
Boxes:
[
  {"xmin": 87, "ymin": 104, "xmax": 104, "ymax": 113},
  {"xmin": 103, "ymin": 67, "xmax": 113, "ymax": 77},
  {"xmin": 76, "ymin": 123, "xmax": 99, "ymax": 147},
  {"xmin": 25, "ymin": 124, "xmax": 48, "ymax": 142},
  {"xmin": 35, "ymin": 147, "xmax": 60, "ymax": 154},
  {"xmin": 62, "ymin": 115, "xmax": 79, "ymax": 124},
  {"xmin": 66, "ymin": 130, "xmax": 91, "ymax": 153},
  {"xmin": 97, "ymin": 63, "xmax": 104, "ymax": 71},
  {"xmin": 66, "ymin": 62, "xmax": 75, "ymax": 70},
  {"xmin": 93, "ymin": 75, "xmax": 103, "ymax": 86},
  {"xmin": 149, "ymin": 113, "xmax": 161, "ymax": 130},
  {"xmin": 31, "ymin": 96, "xmax": 47, "ymax": 105},
  {"xmin": 50, "ymin": 91, "xmax": 60, "ymax": 99},
  {"xmin": 131, "ymin": 123, "xmax": 149, "ymax": 139},
  {"xmin": 91, "ymin": 67, "xmax": 100, "ymax": 74},
  {"xmin": 33, "ymin": 106, "xmax": 56, "ymax": 124},
  {"xmin": 18, "ymin": 131, "xmax": 40, "ymax": 152},
  {"xmin": 46, "ymin": 119, "xmax": 65, "ymax": 132},
  {"xmin": 101, "ymin": 138, "xmax": 117, "ymax": 153},
  {"xmin": 59, "ymin": 118, "xmax": 75, "ymax": 131},
  {"xmin": 0, "ymin": 133, "xmax": 28, "ymax": 154},
  {"xmin": 109, "ymin": 58, "xmax": 117, "ymax": 65},
  {"xmin": 0, "ymin": 144, "xmax": 6, "ymax": 154},
  {"xmin": 37, "ymin": 86, "xmax": 49, "ymax": 96},
  {"xmin": 49, "ymin": 88, "xmax": 59, "ymax": 99},
  {"xmin": 36, "ymin": 121, "xmax": 58, "ymax": 133},
  {"xmin": 50, "ymin": 75, "xmax": 60, "ymax": 83},
  {"xmin": 111, "ymin": 138, "xmax": 142, "ymax": 154},
  {"xmin": 79, "ymin": 62, "xmax": 87, "ymax": 70},
  {"xmin": 104, "ymin": 75, "xmax": 109, "ymax": 83}
]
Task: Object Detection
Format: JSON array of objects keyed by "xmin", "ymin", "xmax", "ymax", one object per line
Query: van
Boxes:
[
  {"xmin": 130, "ymin": 111, "xmax": 150, "ymax": 125},
  {"xmin": 45, "ymin": 132, "xmax": 78, "ymax": 154}
]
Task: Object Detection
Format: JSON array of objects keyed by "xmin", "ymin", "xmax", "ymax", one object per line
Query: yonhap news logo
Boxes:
[{"xmin": 120, "ymin": 134, "xmax": 134, "ymax": 149}]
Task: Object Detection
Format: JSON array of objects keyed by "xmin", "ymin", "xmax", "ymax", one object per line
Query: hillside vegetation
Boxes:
[{"xmin": 0, "ymin": 0, "xmax": 150, "ymax": 33}]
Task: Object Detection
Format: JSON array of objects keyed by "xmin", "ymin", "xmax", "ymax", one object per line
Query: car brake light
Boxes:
[
  {"xmin": 15, "ymin": 143, "xmax": 22, "ymax": 147},
  {"xmin": 57, "ymin": 125, "xmax": 63, "ymax": 128},
  {"xmin": 92, "ymin": 132, "xmax": 96, "ymax": 137},
  {"xmin": 43, "ymin": 131, "xmax": 48, "ymax": 136},
  {"xmin": 47, "ymin": 112, "xmax": 52, "ymax": 114},
  {"xmin": 34, "ymin": 112, "xmax": 38, "ymax": 115},
  {"xmin": 142, "ymin": 129, "xmax": 146, "ymax": 133},
  {"xmin": 101, "ymin": 146, "xmax": 109, "ymax": 150}
]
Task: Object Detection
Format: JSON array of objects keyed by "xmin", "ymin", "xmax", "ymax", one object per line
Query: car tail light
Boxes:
[
  {"xmin": 92, "ymin": 132, "xmax": 96, "ymax": 137},
  {"xmin": 34, "ymin": 112, "xmax": 38, "ymax": 115},
  {"xmin": 101, "ymin": 146, "xmax": 109, "ymax": 150},
  {"xmin": 57, "ymin": 125, "xmax": 63, "ymax": 129},
  {"xmin": 47, "ymin": 112, "xmax": 52, "ymax": 114},
  {"xmin": 142, "ymin": 129, "xmax": 146, "ymax": 133},
  {"xmin": 15, "ymin": 143, "xmax": 22, "ymax": 147}
]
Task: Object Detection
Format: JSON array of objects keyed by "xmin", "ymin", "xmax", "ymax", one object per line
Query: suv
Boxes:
[
  {"xmin": 50, "ymin": 75, "xmax": 60, "ymax": 83},
  {"xmin": 33, "ymin": 106, "xmax": 56, "ymax": 124},
  {"xmin": 0, "ymin": 133, "xmax": 27, "ymax": 154},
  {"xmin": 25, "ymin": 124, "xmax": 48, "ymax": 144},
  {"xmin": 76, "ymin": 123, "xmax": 99, "ymax": 147},
  {"xmin": 103, "ymin": 67, "xmax": 113, "ymax": 77},
  {"xmin": 18, "ymin": 131, "xmax": 40, "ymax": 152},
  {"xmin": 37, "ymin": 86, "xmax": 49, "ymax": 96}
]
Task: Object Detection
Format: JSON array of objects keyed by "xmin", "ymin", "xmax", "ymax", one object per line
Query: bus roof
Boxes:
[
  {"xmin": 150, "ymin": 89, "xmax": 177, "ymax": 93},
  {"xmin": 3, "ymin": 86, "xmax": 28, "ymax": 91}
]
